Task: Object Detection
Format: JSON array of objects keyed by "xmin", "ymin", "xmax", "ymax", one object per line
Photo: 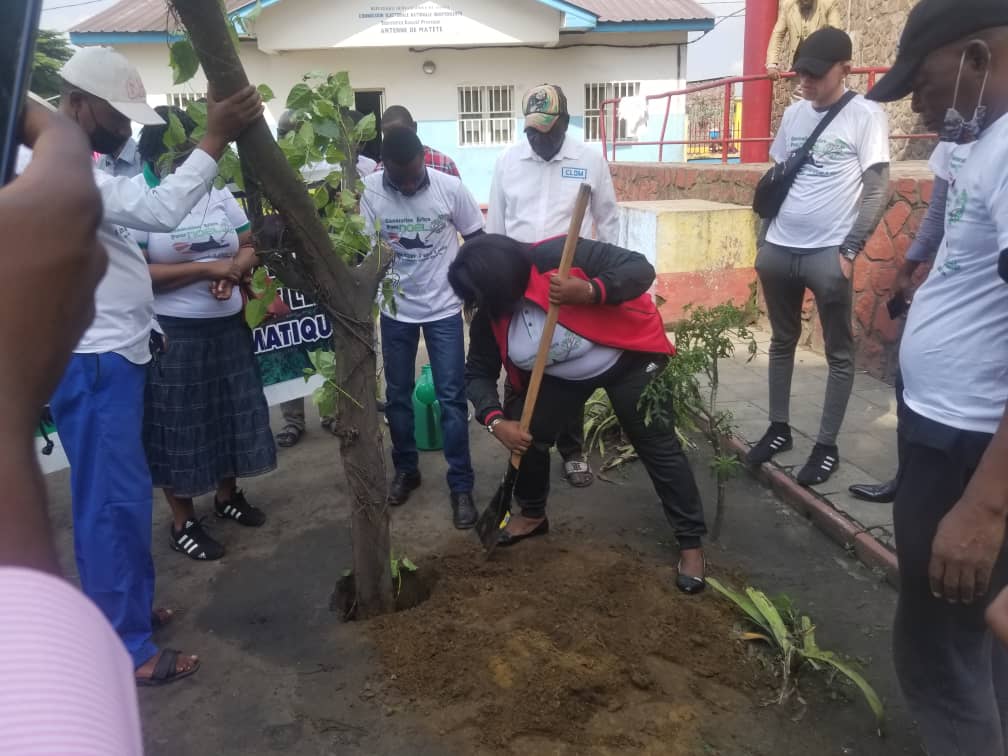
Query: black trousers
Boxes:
[
  {"xmin": 503, "ymin": 353, "xmax": 707, "ymax": 549},
  {"xmin": 893, "ymin": 407, "xmax": 1008, "ymax": 755}
]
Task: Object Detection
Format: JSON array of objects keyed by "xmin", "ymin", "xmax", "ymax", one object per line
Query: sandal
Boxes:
[
  {"xmin": 563, "ymin": 459, "xmax": 594, "ymax": 488},
  {"xmin": 151, "ymin": 608, "xmax": 174, "ymax": 629},
  {"xmin": 136, "ymin": 649, "xmax": 200, "ymax": 687},
  {"xmin": 275, "ymin": 423, "xmax": 303, "ymax": 448}
]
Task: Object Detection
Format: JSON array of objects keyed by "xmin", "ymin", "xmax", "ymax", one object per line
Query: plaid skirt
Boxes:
[{"xmin": 144, "ymin": 313, "xmax": 277, "ymax": 497}]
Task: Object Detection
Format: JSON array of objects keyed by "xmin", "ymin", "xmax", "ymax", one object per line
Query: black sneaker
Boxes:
[
  {"xmin": 214, "ymin": 489, "xmax": 267, "ymax": 527},
  {"xmin": 745, "ymin": 423, "xmax": 793, "ymax": 465},
  {"xmin": 171, "ymin": 518, "xmax": 225, "ymax": 561},
  {"xmin": 797, "ymin": 443, "xmax": 840, "ymax": 486},
  {"xmin": 388, "ymin": 470, "xmax": 422, "ymax": 506}
]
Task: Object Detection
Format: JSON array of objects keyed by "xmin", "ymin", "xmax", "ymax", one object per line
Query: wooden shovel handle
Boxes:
[{"xmin": 510, "ymin": 182, "xmax": 593, "ymax": 467}]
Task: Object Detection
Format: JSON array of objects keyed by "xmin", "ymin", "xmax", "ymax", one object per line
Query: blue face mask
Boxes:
[{"xmin": 940, "ymin": 41, "xmax": 991, "ymax": 144}]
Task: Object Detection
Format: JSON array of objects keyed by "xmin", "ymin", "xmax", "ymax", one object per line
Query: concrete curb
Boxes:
[{"xmin": 723, "ymin": 434, "xmax": 900, "ymax": 589}]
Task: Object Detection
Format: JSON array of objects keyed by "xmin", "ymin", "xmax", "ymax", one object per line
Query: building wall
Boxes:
[{"xmin": 114, "ymin": 32, "xmax": 687, "ymax": 202}]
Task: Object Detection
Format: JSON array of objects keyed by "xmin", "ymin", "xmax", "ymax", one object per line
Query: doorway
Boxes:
[{"xmin": 355, "ymin": 89, "xmax": 384, "ymax": 163}]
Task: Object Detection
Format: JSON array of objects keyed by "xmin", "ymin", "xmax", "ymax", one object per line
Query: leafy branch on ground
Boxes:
[{"xmin": 708, "ymin": 577, "xmax": 885, "ymax": 733}]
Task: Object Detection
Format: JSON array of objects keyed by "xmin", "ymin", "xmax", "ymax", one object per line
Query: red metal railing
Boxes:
[{"xmin": 599, "ymin": 68, "xmax": 934, "ymax": 164}]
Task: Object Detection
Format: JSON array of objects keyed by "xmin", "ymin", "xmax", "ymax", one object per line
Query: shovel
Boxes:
[{"xmin": 475, "ymin": 182, "xmax": 593, "ymax": 554}]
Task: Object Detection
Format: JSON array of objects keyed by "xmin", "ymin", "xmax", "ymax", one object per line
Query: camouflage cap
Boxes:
[{"xmin": 522, "ymin": 84, "xmax": 568, "ymax": 133}]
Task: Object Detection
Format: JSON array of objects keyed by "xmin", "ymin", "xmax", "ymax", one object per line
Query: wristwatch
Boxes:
[
  {"xmin": 840, "ymin": 244, "xmax": 860, "ymax": 262},
  {"xmin": 487, "ymin": 417, "xmax": 504, "ymax": 435}
]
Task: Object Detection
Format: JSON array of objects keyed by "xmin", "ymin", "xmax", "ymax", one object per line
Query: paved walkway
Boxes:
[{"xmin": 718, "ymin": 326, "xmax": 899, "ymax": 553}]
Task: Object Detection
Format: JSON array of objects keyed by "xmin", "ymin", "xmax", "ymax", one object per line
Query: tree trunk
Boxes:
[{"xmin": 170, "ymin": 0, "xmax": 394, "ymax": 616}]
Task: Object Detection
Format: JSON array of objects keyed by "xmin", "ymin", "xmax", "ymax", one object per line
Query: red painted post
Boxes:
[
  {"xmin": 741, "ymin": 0, "xmax": 779, "ymax": 162},
  {"xmin": 722, "ymin": 82, "xmax": 732, "ymax": 163}
]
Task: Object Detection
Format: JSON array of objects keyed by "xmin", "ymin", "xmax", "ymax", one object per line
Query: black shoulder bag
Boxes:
[{"xmin": 752, "ymin": 91, "xmax": 857, "ymax": 220}]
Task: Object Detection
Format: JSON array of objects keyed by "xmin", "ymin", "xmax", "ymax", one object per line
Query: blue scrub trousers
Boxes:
[{"xmin": 50, "ymin": 352, "xmax": 158, "ymax": 669}]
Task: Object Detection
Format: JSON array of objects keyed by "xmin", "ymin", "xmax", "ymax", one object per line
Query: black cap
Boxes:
[
  {"xmin": 792, "ymin": 27, "xmax": 853, "ymax": 77},
  {"xmin": 868, "ymin": 0, "xmax": 1008, "ymax": 102}
]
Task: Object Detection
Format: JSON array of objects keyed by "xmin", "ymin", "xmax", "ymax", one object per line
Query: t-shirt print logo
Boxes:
[
  {"xmin": 561, "ymin": 167, "xmax": 588, "ymax": 180},
  {"xmin": 390, "ymin": 233, "xmax": 433, "ymax": 250}
]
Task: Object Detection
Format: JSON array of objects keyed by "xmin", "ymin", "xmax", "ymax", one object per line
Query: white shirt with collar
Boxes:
[
  {"xmin": 486, "ymin": 135, "xmax": 619, "ymax": 244},
  {"xmin": 18, "ymin": 147, "xmax": 219, "ymax": 364},
  {"xmin": 96, "ymin": 137, "xmax": 143, "ymax": 179}
]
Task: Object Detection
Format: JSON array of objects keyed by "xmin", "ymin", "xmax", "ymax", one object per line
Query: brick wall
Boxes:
[{"xmin": 611, "ymin": 161, "xmax": 935, "ymax": 383}]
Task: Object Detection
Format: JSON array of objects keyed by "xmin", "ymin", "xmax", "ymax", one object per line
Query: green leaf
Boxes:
[
  {"xmin": 353, "ymin": 112, "xmax": 377, "ymax": 144},
  {"xmin": 390, "ymin": 558, "xmax": 400, "ymax": 581},
  {"xmin": 244, "ymin": 298, "xmax": 268, "ymax": 328},
  {"xmin": 707, "ymin": 578, "xmax": 774, "ymax": 638},
  {"xmin": 216, "ymin": 148, "xmax": 243, "ymax": 190},
  {"xmin": 185, "ymin": 100, "xmax": 208, "ymax": 127},
  {"xmin": 313, "ymin": 98, "xmax": 337, "ymax": 120},
  {"xmin": 400, "ymin": 557, "xmax": 417, "ymax": 572},
  {"xmin": 256, "ymin": 83, "xmax": 275, "ymax": 103},
  {"xmin": 747, "ymin": 588, "xmax": 793, "ymax": 655},
  {"xmin": 313, "ymin": 120, "xmax": 343, "ymax": 139},
  {"xmin": 313, "ymin": 186, "xmax": 330, "ymax": 210},
  {"xmin": 163, "ymin": 111, "xmax": 188, "ymax": 149},
  {"xmin": 803, "ymin": 648, "xmax": 885, "ymax": 728},
  {"xmin": 286, "ymin": 83, "xmax": 313, "ymax": 110},
  {"xmin": 335, "ymin": 73, "xmax": 354, "ymax": 108},
  {"xmin": 296, "ymin": 121, "xmax": 315, "ymax": 148},
  {"xmin": 169, "ymin": 40, "xmax": 199, "ymax": 85}
]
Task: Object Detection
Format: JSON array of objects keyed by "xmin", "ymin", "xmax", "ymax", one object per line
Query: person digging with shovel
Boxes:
[{"xmin": 449, "ymin": 233, "xmax": 709, "ymax": 594}]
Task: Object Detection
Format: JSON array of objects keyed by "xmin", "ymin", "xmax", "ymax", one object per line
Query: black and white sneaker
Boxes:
[
  {"xmin": 214, "ymin": 489, "xmax": 267, "ymax": 527},
  {"xmin": 171, "ymin": 518, "xmax": 225, "ymax": 561},
  {"xmin": 745, "ymin": 423, "xmax": 793, "ymax": 465},
  {"xmin": 797, "ymin": 443, "xmax": 840, "ymax": 486}
]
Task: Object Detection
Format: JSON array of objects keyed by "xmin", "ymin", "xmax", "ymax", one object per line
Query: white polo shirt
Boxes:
[
  {"xmin": 900, "ymin": 115, "xmax": 1008, "ymax": 434},
  {"xmin": 17, "ymin": 147, "xmax": 219, "ymax": 364},
  {"xmin": 486, "ymin": 136, "xmax": 619, "ymax": 244}
]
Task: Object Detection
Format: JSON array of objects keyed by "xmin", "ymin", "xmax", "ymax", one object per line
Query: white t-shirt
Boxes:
[
  {"xmin": 133, "ymin": 187, "xmax": 250, "ymax": 319},
  {"xmin": 900, "ymin": 117, "xmax": 1008, "ymax": 434},
  {"xmin": 361, "ymin": 168, "xmax": 484, "ymax": 323},
  {"xmin": 508, "ymin": 301, "xmax": 621, "ymax": 380},
  {"xmin": 767, "ymin": 93, "xmax": 890, "ymax": 249},
  {"xmin": 486, "ymin": 136, "xmax": 620, "ymax": 244},
  {"xmin": 301, "ymin": 155, "xmax": 376, "ymax": 184},
  {"xmin": 16, "ymin": 147, "xmax": 218, "ymax": 363}
]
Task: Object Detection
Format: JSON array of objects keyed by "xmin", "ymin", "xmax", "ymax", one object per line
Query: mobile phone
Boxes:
[
  {"xmin": 1, "ymin": 0, "xmax": 43, "ymax": 186},
  {"xmin": 886, "ymin": 294, "xmax": 908, "ymax": 320}
]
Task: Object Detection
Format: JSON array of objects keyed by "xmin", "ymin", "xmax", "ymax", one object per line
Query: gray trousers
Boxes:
[
  {"xmin": 894, "ymin": 409, "xmax": 1008, "ymax": 755},
  {"xmin": 755, "ymin": 242, "xmax": 854, "ymax": 446},
  {"xmin": 280, "ymin": 398, "xmax": 306, "ymax": 431}
]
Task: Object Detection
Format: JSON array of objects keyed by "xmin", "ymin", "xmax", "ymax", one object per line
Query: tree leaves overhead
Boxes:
[
  {"xmin": 169, "ymin": 39, "xmax": 200, "ymax": 85},
  {"xmin": 30, "ymin": 30, "xmax": 73, "ymax": 100}
]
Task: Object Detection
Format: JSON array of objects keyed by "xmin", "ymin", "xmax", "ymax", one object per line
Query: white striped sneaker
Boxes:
[
  {"xmin": 214, "ymin": 490, "xmax": 267, "ymax": 527},
  {"xmin": 797, "ymin": 443, "xmax": 840, "ymax": 486},
  {"xmin": 170, "ymin": 518, "xmax": 225, "ymax": 561}
]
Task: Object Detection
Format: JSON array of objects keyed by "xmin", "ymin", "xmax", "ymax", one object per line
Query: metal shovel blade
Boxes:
[{"xmin": 475, "ymin": 463, "xmax": 518, "ymax": 554}]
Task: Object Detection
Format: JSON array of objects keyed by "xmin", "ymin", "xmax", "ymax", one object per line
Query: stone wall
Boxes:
[
  {"xmin": 611, "ymin": 161, "xmax": 935, "ymax": 383},
  {"xmin": 767, "ymin": 0, "xmax": 935, "ymax": 160}
]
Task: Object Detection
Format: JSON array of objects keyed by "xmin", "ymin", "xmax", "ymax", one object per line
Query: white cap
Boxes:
[{"xmin": 59, "ymin": 47, "xmax": 164, "ymax": 126}]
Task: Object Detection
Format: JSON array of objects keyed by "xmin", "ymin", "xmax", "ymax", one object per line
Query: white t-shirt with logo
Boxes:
[
  {"xmin": 508, "ymin": 301, "xmax": 621, "ymax": 380},
  {"xmin": 767, "ymin": 93, "xmax": 890, "ymax": 249},
  {"xmin": 133, "ymin": 187, "xmax": 250, "ymax": 319},
  {"xmin": 361, "ymin": 168, "xmax": 484, "ymax": 323},
  {"xmin": 900, "ymin": 118, "xmax": 1008, "ymax": 434}
]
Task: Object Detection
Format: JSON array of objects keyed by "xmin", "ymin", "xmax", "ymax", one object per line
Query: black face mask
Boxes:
[
  {"xmin": 85, "ymin": 101, "xmax": 129, "ymax": 156},
  {"xmin": 526, "ymin": 126, "xmax": 566, "ymax": 162}
]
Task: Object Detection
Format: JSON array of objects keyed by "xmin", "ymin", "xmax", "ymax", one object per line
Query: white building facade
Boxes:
[{"xmin": 71, "ymin": 0, "xmax": 713, "ymax": 203}]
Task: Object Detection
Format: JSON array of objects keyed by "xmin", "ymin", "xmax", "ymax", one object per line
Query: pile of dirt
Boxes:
[{"xmin": 370, "ymin": 541, "xmax": 797, "ymax": 754}]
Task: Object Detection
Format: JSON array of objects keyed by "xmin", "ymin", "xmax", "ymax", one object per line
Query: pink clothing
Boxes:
[{"xmin": 0, "ymin": 567, "xmax": 143, "ymax": 755}]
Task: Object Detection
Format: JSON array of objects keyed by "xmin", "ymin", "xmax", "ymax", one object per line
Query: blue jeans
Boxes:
[
  {"xmin": 50, "ymin": 352, "xmax": 158, "ymax": 670},
  {"xmin": 380, "ymin": 313, "xmax": 474, "ymax": 493}
]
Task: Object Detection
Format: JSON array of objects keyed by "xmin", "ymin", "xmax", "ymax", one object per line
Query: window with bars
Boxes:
[
  {"xmin": 584, "ymin": 81, "xmax": 641, "ymax": 142},
  {"xmin": 167, "ymin": 91, "xmax": 205, "ymax": 109},
  {"xmin": 458, "ymin": 85, "xmax": 515, "ymax": 147}
]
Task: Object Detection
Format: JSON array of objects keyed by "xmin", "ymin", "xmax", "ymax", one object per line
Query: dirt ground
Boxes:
[{"xmin": 43, "ymin": 402, "xmax": 920, "ymax": 755}]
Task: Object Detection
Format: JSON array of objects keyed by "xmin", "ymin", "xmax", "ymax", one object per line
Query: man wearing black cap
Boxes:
[
  {"xmin": 867, "ymin": 1, "xmax": 1008, "ymax": 751},
  {"xmin": 747, "ymin": 27, "xmax": 891, "ymax": 487}
]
